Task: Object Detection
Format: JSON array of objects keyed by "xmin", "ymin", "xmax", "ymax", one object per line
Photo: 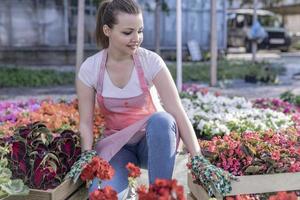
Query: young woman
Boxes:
[{"xmin": 76, "ymin": 0, "xmax": 232, "ymax": 199}]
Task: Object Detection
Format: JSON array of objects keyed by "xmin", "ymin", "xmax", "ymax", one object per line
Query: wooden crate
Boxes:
[
  {"xmin": 3, "ymin": 179, "xmax": 88, "ymax": 200},
  {"xmin": 188, "ymin": 172, "xmax": 300, "ymax": 200}
]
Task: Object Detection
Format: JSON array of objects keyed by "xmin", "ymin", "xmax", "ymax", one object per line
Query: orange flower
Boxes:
[{"xmin": 0, "ymin": 98, "xmax": 105, "ymax": 139}]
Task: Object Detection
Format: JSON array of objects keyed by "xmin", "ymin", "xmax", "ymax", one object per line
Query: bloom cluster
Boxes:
[
  {"xmin": 126, "ymin": 162, "xmax": 141, "ymax": 178},
  {"xmin": 252, "ymin": 98, "xmax": 296, "ymax": 114},
  {"xmin": 181, "ymin": 92, "xmax": 293, "ymax": 138},
  {"xmin": 225, "ymin": 191, "xmax": 298, "ymax": 200},
  {"xmin": 0, "ymin": 99, "xmax": 41, "ymax": 123},
  {"xmin": 80, "ymin": 156, "xmax": 114, "ymax": 182},
  {"xmin": 79, "ymin": 156, "xmax": 117, "ymax": 200},
  {"xmin": 90, "ymin": 186, "xmax": 117, "ymax": 200},
  {"xmin": 0, "ymin": 98, "xmax": 105, "ymax": 139},
  {"xmin": 82, "ymin": 160, "xmax": 186, "ymax": 200},
  {"xmin": 199, "ymin": 128, "xmax": 300, "ymax": 176},
  {"xmin": 137, "ymin": 179, "xmax": 185, "ymax": 200}
]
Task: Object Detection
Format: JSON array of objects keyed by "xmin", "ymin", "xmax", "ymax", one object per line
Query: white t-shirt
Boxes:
[{"xmin": 78, "ymin": 47, "xmax": 165, "ymax": 111}]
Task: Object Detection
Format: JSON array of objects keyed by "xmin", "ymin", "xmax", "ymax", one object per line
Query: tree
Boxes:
[
  {"xmin": 154, "ymin": 0, "xmax": 162, "ymax": 54},
  {"xmin": 76, "ymin": 0, "xmax": 85, "ymax": 73},
  {"xmin": 144, "ymin": 0, "xmax": 169, "ymax": 54}
]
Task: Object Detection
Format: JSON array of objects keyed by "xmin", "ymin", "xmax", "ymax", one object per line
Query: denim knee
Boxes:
[
  {"xmin": 145, "ymin": 112, "xmax": 177, "ymax": 183},
  {"xmin": 147, "ymin": 112, "xmax": 177, "ymax": 135}
]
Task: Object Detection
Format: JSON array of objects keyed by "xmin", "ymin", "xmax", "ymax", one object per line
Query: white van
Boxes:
[{"xmin": 227, "ymin": 9, "xmax": 291, "ymax": 52}]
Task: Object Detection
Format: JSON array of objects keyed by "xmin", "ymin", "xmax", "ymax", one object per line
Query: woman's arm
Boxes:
[
  {"xmin": 153, "ymin": 67, "xmax": 201, "ymax": 157},
  {"xmin": 76, "ymin": 78, "xmax": 96, "ymax": 151}
]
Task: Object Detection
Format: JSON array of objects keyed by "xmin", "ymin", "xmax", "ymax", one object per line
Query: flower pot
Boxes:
[{"xmin": 244, "ymin": 75, "xmax": 257, "ymax": 83}]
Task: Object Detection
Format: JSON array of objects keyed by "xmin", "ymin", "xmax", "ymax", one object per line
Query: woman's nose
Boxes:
[{"xmin": 131, "ymin": 32, "xmax": 139, "ymax": 42}]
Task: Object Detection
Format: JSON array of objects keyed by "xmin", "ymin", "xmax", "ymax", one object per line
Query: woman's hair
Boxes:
[{"xmin": 95, "ymin": 0, "xmax": 141, "ymax": 48}]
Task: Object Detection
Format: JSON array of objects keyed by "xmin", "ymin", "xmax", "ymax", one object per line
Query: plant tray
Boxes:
[
  {"xmin": 3, "ymin": 179, "xmax": 88, "ymax": 200},
  {"xmin": 188, "ymin": 172, "xmax": 300, "ymax": 200}
]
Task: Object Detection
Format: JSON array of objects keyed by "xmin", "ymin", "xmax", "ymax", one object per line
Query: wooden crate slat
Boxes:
[
  {"xmin": 50, "ymin": 179, "xmax": 83, "ymax": 200},
  {"xmin": 3, "ymin": 179, "xmax": 83, "ymax": 200},
  {"xmin": 3, "ymin": 190, "xmax": 52, "ymax": 200},
  {"xmin": 3, "ymin": 192, "xmax": 51, "ymax": 200},
  {"xmin": 188, "ymin": 172, "xmax": 300, "ymax": 199},
  {"xmin": 229, "ymin": 172, "xmax": 300, "ymax": 195},
  {"xmin": 66, "ymin": 185, "xmax": 88, "ymax": 200}
]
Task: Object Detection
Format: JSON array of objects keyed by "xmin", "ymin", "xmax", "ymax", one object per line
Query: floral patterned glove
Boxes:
[
  {"xmin": 190, "ymin": 154, "xmax": 237, "ymax": 197},
  {"xmin": 65, "ymin": 150, "xmax": 97, "ymax": 183}
]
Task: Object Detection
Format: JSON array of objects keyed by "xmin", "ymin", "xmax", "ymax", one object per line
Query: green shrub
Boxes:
[
  {"xmin": 0, "ymin": 59, "xmax": 285, "ymax": 88},
  {"xmin": 0, "ymin": 67, "xmax": 75, "ymax": 87},
  {"xmin": 167, "ymin": 59, "xmax": 285, "ymax": 84},
  {"xmin": 280, "ymin": 90, "xmax": 300, "ymax": 107},
  {"xmin": 292, "ymin": 40, "xmax": 300, "ymax": 50}
]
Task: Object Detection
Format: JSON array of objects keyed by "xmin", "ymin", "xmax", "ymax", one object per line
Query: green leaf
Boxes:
[
  {"xmin": 0, "ymin": 189, "xmax": 8, "ymax": 199},
  {"xmin": 242, "ymin": 144, "xmax": 257, "ymax": 157},
  {"xmin": 244, "ymin": 165, "xmax": 263, "ymax": 174},
  {"xmin": 0, "ymin": 158, "xmax": 8, "ymax": 168},
  {"xmin": 0, "ymin": 168, "xmax": 12, "ymax": 183},
  {"xmin": 1, "ymin": 179, "xmax": 29, "ymax": 195},
  {"xmin": 47, "ymin": 160, "xmax": 58, "ymax": 172}
]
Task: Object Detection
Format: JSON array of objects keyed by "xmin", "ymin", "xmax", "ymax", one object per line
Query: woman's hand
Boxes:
[
  {"xmin": 189, "ymin": 154, "xmax": 237, "ymax": 197},
  {"xmin": 66, "ymin": 150, "xmax": 97, "ymax": 183}
]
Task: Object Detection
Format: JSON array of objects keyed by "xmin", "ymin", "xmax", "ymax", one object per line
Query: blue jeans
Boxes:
[{"xmin": 89, "ymin": 112, "xmax": 177, "ymax": 199}]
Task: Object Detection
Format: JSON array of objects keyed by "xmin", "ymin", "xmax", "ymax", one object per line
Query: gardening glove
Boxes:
[
  {"xmin": 65, "ymin": 150, "xmax": 97, "ymax": 183},
  {"xmin": 190, "ymin": 154, "xmax": 237, "ymax": 197}
]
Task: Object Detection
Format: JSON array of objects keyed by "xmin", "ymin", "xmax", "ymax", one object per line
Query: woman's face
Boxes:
[{"xmin": 105, "ymin": 12, "xmax": 144, "ymax": 55}]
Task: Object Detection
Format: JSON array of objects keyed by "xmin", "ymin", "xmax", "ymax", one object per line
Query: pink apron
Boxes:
[{"xmin": 95, "ymin": 49, "xmax": 158, "ymax": 161}]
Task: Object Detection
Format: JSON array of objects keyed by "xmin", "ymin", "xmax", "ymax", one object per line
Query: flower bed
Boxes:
[
  {"xmin": 188, "ymin": 126, "xmax": 300, "ymax": 199},
  {"xmin": 182, "ymin": 90, "xmax": 300, "ymax": 199},
  {"xmin": 0, "ymin": 98, "xmax": 105, "ymax": 199},
  {"xmin": 181, "ymin": 92, "xmax": 293, "ymax": 139},
  {"xmin": 0, "ymin": 98, "xmax": 104, "ymax": 138}
]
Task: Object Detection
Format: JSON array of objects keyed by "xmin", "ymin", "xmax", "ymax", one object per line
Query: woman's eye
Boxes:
[
  {"xmin": 138, "ymin": 30, "xmax": 143, "ymax": 34},
  {"xmin": 123, "ymin": 32, "xmax": 131, "ymax": 35}
]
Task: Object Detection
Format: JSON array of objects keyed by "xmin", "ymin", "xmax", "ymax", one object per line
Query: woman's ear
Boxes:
[{"xmin": 103, "ymin": 25, "xmax": 111, "ymax": 37}]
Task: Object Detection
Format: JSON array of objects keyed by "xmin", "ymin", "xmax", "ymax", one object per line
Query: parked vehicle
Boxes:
[{"xmin": 227, "ymin": 9, "xmax": 291, "ymax": 52}]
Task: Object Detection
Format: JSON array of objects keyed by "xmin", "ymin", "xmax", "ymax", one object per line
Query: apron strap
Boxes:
[
  {"xmin": 96, "ymin": 49, "xmax": 108, "ymax": 94},
  {"xmin": 133, "ymin": 52, "xmax": 148, "ymax": 92}
]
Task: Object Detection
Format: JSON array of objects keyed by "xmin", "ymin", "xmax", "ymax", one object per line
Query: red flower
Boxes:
[
  {"xmin": 96, "ymin": 159, "xmax": 114, "ymax": 180},
  {"xmin": 137, "ymin": 179, "xmax": 185, "ymax": 200},
  {"xmin": 80, "ymin": 156, "xmax": 114, "ymax": 182},
  {"xmin": 80, "ymin": 164, "xmax": 94, "ymax": 181},
  {"xmin": 126, "ymin": 162, "xmax": 141, "ymax": 178},
  {"xmin": 268, "ymin": 191, "xmax": 297, "ymax": 200},
  {"xmin": 89, "ymin": 186, "xmax": 117, "ymax": 200},
  {"xmin": 271, "ymin": 151, "xmax": 281, "ymax": 161}
]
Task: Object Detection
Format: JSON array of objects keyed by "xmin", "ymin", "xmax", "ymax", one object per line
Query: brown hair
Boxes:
[{"xmin": 95, "ymin": 0, "xmax": 141, "ymax": 48}]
